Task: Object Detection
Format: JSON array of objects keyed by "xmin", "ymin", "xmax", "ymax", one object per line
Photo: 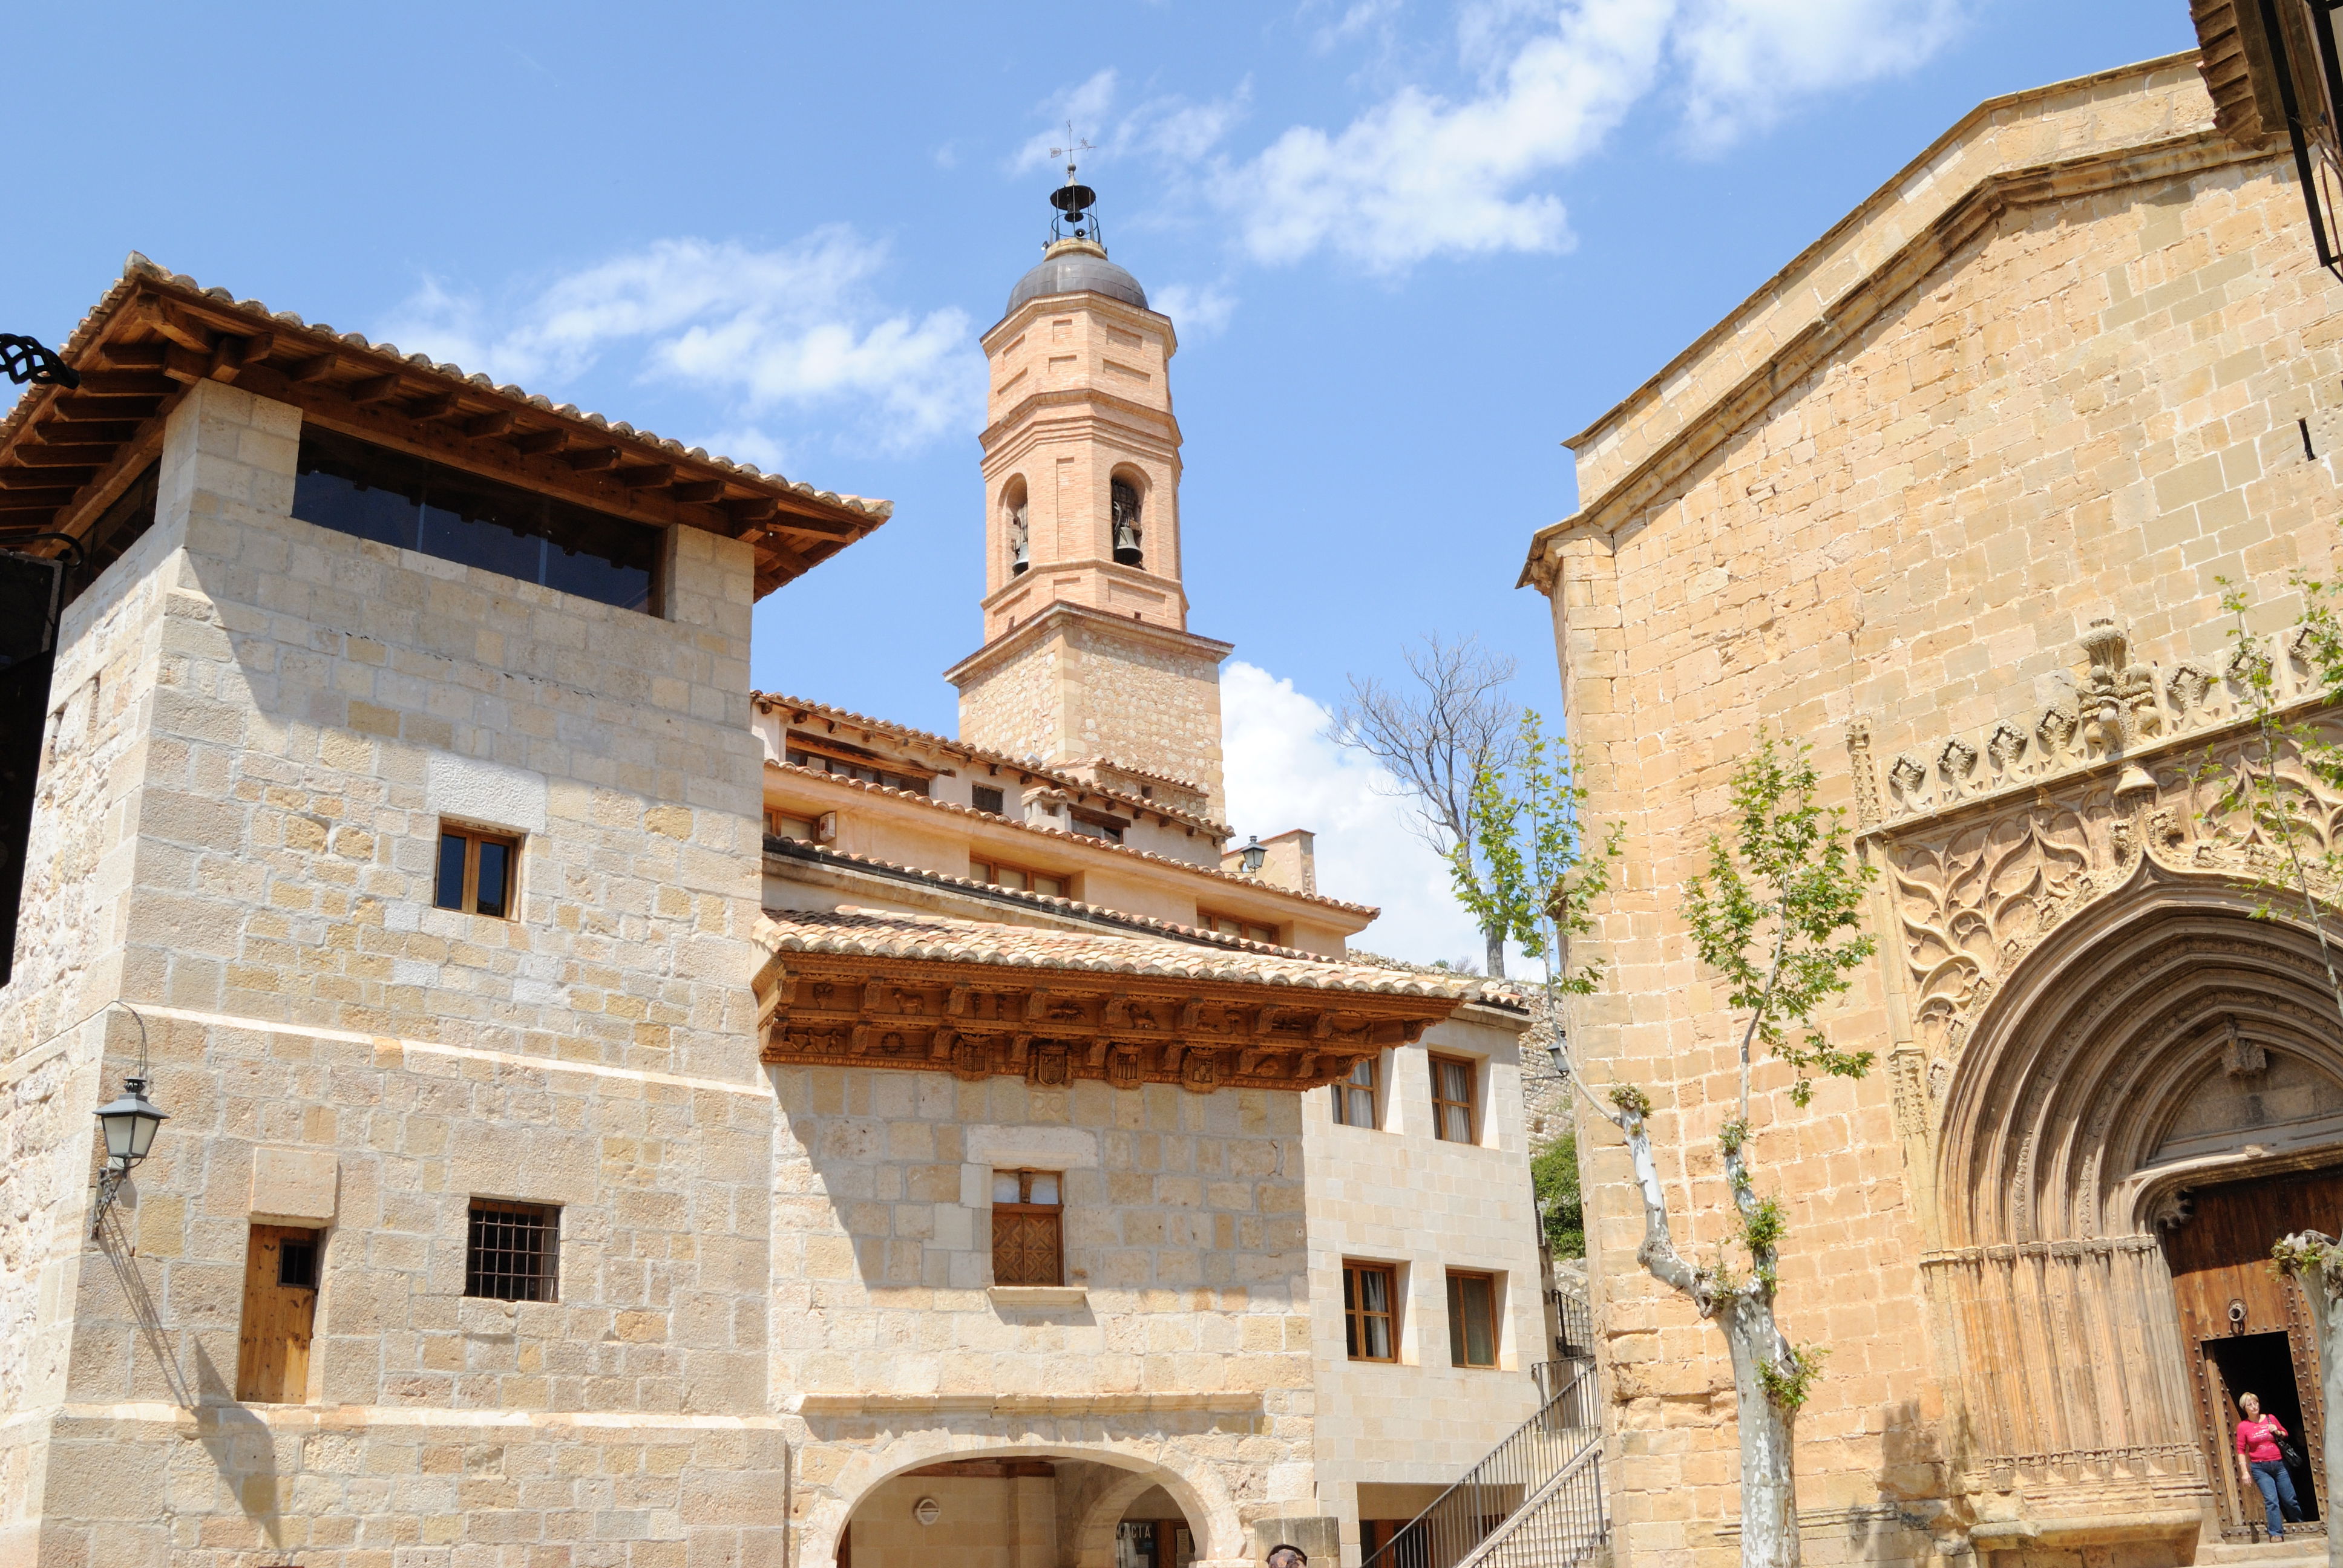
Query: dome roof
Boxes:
[{"xmin": 1006, "ymin": 242, "xmax": 1147, "ymax": 316}]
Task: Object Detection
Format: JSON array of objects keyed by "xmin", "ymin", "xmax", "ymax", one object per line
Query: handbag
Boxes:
[{"xmin": 2281, "ymin": 1436, "xmax": 2307, "ymax": 1469}]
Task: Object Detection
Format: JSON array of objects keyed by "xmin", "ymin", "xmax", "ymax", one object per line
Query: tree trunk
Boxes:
[
  {"xmin": 1720, "ymin": 1292, "xmax": 1800, "ymax": 1568},
  {"xmin": 1484, "ymin": 923, "xmax": 1507, "ymax": 979}
]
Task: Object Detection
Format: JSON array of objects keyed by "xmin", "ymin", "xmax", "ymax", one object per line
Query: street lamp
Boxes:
[
  {"xmin": 88, "ymin": 1002, "xmax": 162, "ymax": 1238},
  {"xmin": 0, "ymin": 334, "xmax": 79, "ymax": 389},
  {"xmin": 1238, "ymin": 835, "xmax": 1266, "ymax": 874}
]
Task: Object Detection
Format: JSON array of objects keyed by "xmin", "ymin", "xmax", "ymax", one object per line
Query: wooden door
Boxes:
[
  {"xmin": 2165, "ymin": 1168, "xmax": 2343, "ymax": 1537},
  {"xmin": 235, "ymin": 1224, "xmax": 318, "ymax": 1403}
]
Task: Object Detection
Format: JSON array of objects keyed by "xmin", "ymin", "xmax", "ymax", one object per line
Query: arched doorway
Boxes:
[
  {"xmin": 1932, "ymin": 873, "xmax": 2343, "ymax": 1538},
  {"xmin": 810, "ymin": 1436, "xmax": 1237, "ymax": 1568}
]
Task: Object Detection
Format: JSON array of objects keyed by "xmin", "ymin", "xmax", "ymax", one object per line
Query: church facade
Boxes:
[
  {"xmin": 0, "ymin": 178, "xmax": 1547, "ymax": 1568},
  {"xmin": 1526, "ymin": 24, "xmax": 2343, "ymax": 1568}
]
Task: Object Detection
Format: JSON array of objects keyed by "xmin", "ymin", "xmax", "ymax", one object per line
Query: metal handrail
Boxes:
[
  {"xmin": 1359, "ymin": 1364, "xmax": 1603, "ymax": 1568},
  {"xmin": 1453, "ymin": 1428, "xmax": 1609, "ymax": 1568}
]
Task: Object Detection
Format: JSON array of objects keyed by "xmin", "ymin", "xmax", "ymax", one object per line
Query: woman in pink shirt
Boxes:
[{"xmin": 2236, "ymin": 1391, "xmax": 2303, "ymax": 1540}]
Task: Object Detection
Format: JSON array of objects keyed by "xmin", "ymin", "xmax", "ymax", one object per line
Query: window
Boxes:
[
  {"xmin": 1447, "ymin": 1271, "xmax": 1499, "ymax": 1368},
  {"xmin": 991, "ymin": 1169, "xmax": 1063, "ymax": 1286},
  {"xmin": 972, "ymin": 785, "xmax": 1006, "ymax": 815},
  {"xmin": 1331, "ymin": 1057, "xmax": 1378, "ymax": 1129},
  {"xmin": 237, "ymin": 1224, "xmax": 321, "ymax": 1402},
  {"xmin": 466, "ymin": 1199, "xmax": 559, "ymax": 1302},
  {"xmin": 1199, "ymin": 910, "xmax": 1280, "ymax": 944},
  {"xmin": 784, "ymin": 745, "xmax": 930, "ymax": 795},
  {"xmin": 767, "ymin": 811, "xmax": 819, "ymax": 843},
  {"xmin": 434, "ymin": 826, "xmax": 517, "ymax": 918},
  {"xmin": 972, "ymin": 858, "xmax": 1067, "ymax": 899},
  {"xmin": 1343, "ymin": 1261, "xmax": 1398, "ymax": 1362},
  {"xmin": 1430, "ymin": 1056, "xmax": 1476, "ymax": 1143},
  {"xmin": 1069, "ymin": 808, "xmax": 1124, "ymax": 844},
  {"xmin": 293, "ymin": 427, "xmax": 658, "ymax": 613}
]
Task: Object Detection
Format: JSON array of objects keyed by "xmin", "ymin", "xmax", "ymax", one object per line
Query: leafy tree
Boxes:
[
  {"xmin": 1507, "ymin": 730, "xmax": 1873, "ymax": 1568},
  {"xmin": 1532, "ymin": 1131, "xmax": 1584, "ymax": 1259}
]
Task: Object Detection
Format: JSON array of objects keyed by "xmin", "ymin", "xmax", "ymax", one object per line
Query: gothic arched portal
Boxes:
[{"xmin": 1929, "ymin": 864, "xmax": 2343, "ymax": 1532}]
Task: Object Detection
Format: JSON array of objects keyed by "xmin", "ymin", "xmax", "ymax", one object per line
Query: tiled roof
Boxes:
[
  {"xmin": 1345, "ymin": 949, "xmax": 1533, "ymax": 1013},
  {"xmin": 755, "ymin": 692, "xmax": 1225, "ymax": 835},
  {"xmin": 0, "ymin": 255, "xmax": 890, "ymax": 559},
  {"xmin": 766, "ymin": 835, "xmax": 1335, "ymax": 959},
  {"xmin": 757, "ymin": 907, "xmax": 1470, "ymax": 997},
  {"xmin": 770, "ymin": 760, "xmax": 1380, "ymax": 918}
]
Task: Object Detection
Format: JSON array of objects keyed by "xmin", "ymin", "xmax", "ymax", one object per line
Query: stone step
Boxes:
[{"xmin": 2195, "ymin": 1538, "xmax": 2328, "ymax": 1564}]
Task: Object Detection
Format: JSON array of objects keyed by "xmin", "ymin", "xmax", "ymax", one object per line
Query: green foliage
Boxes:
[
  {"xmin": 1608, "ymin": 1082, "xmax": 1652, "ymax": 1118},
  {"xmin": 1455, "ymin": 710, "xmax": 1622, "ymax": 995},
  {"xmin": 1682, "ymin": 731, "xmax": 1879, "ymax": 1108},
  {"xmin": 1754, "ymin": 1342, "xmax": 1829, "ymax": 1413},
  {"xmin": 1531, "ymin": 1132, "xmax": 1585, "ymax": 1259}
]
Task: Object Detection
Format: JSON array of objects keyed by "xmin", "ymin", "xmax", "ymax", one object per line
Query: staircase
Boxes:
[{"xmin": 1360, "ymin": 1362, "xmax": 1608, "ymax": 1568}]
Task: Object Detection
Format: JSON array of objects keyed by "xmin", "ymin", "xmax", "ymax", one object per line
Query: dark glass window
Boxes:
[
  {"xmin": 293, "ymin": 427, "xmax": 658, "ymax": 613},
  {"xmin": 436, "ymin": 826, "xmax": 517, "ymax": 918},
  {"xmin": 972, "ymin": 785, "xmax": 1005, "ymax": 815},
  {"xmin": 466, "ymin": 1200, "xmax": 559, "ymax": 1302}
]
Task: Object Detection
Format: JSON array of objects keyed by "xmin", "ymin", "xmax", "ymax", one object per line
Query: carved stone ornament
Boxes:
[
  {"xmin": 1884, "ymin": 707, "xmax": 2343, "ymax": 1070},
  {"xmin": 1031, "ymin": 1041, "xmax": 1070, "ymax": 1088},
  {"xmin": 1107, "ymin": 1046, "xmax": 1143, "ymax": 1089},
  {"xmin": 1890, "ymin": 1046, "xmax": 1928, "ymax": 1139},
  {"xmin": 1181, "ymin": 1049, "xmax": 1222, "ymax": 1093},
  {"xmin": 1848, "ymin": 719, "xmax": 1881, "ymax": 829},
  {"xmin": 2222, "ymin": 1016, "xmax": 2269, "ymax": 1078},
  {"xmin": 1867, "ymin": 617, "xmax": 2308, "ymax": 827}
]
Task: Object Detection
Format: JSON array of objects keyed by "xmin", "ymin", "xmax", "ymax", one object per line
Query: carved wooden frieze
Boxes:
[{"xmin": 759, "ymin": 958, "xmax": 1440, "ymax": 1093}]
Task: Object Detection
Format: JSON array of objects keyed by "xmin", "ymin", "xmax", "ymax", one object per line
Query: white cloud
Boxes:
[
  {"xmin": 1223, "ymin": 0, "xmax": 1969, "ymax": 272},
  {"xmin": 1221, "ymin": 662, "xmax": 1487, "ymax": 967},
  {"xmin": 1151, "ymin": 283, "xmax": 1237, "ymax": 336},
  {"xmin": 1672, "ymin": 0, "xmax": 1966, "ymax": 152},
  {"xmin": 378, "ymin": 229, "xmax": 982, "ymax": 456}
]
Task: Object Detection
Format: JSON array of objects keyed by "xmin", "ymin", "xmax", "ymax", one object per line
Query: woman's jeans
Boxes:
[{"xmin": 2250, "ymin": 1459, "xmax": 2304, "ymax": 1537}]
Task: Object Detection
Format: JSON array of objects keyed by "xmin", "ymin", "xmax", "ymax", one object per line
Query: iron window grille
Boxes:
[{"xmin": 466, "ymin": 1199, "xmax": 559, "ymax": 1302}]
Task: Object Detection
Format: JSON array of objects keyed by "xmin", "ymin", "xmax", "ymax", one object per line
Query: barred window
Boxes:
[
  {"xmin": 991, "ymin": 1169, "xmax": 1063, "ymax": 1287},
  {"xmin": 466, "ymin": 1200, "xmax": 559, "ymax": 1302}
]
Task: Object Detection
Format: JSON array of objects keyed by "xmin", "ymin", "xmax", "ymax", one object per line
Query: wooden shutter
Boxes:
[
  {"xmin": 235, "ymin": 1224, "xmax": 319, "ymax": 1403},
  {"xmin": 992, "ymin": 1207, "xmax": 1063, "ymax": 1286}
]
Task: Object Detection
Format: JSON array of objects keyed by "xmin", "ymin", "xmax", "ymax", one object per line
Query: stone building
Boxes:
[
  {"xmin": 1522, "ymin": 19, "xmax": 2343, "ymax": 1568},
  {"xmin": 0, "ymin": 179, "xmax": 1547, "ymax": 1568}
]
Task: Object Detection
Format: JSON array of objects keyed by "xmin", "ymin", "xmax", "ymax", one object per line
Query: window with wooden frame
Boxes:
[
  {"xmin": 1198, "ymin": 910, "xmax": 1280, "ymax": 944},
  {"xmin": 766, "ymin": 810, "xmax": 820, "ymax": 843},
  {"xmin": 1330, "ymin": 1056, "xmax": 1378, "ymax": 1129},
  {"xmin": 971, "ymin": 785, "xmax": 1006, "ymax": 815},
  {"xmin": 237, "ymin": 1224, "xmax": 321, "ymax": 1403},
  {"xmin": 465, "ymin": 1199, "xmax": 559, "ymax": 1302},
  {"xmin": 1447, "ymin": 1270, "xmax": 1500, "ymax": 1368},
  {"xmin": 971, "ymin": 857, "xmax": 1068, "ymax": 899},
  {"xmin": 434, "ymin": 825, "xmax": 518, "ymax": 918},
  {"xmin": 1430, "ymin": 1055, "xmax": 1477, "ymax": 1143},
  {"xmin": 991, "ymin": 1169, "xmax": 1063, "ymax": 1286},
  {"xmin": 1343, "ymin": 1261, "xmax": 1399, "ymax": 1362}
]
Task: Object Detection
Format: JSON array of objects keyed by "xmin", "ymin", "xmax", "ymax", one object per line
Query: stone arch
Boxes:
[
  {"xmin": 1924, "ymin": 855, "xmax": 2343, "ymax": 1485},
  {"xmin": 802, "ymin": 1425, "xmax": 1244, "ymax": 1568},
  {"xmin": 1067, "ymin": 1465, "xmax": 1193, "ymax": 1568}
]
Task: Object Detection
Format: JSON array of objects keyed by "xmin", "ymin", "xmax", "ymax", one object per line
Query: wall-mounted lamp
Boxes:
[
  {"xmin": 1239, "ymin": 835, "xmax": 1266, "ymax": 875},
  {"xmin": 90, "ymin": 1003, "xmax": 163, "ymax": 1238}
]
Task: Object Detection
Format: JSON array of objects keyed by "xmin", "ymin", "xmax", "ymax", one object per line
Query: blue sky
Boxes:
[{"xmin": 7, "ymin": 1, "xmax": 2194, "ymax": 962}]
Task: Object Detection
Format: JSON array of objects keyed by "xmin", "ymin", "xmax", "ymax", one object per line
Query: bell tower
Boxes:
[{"xmin": 946, "ymin": 163, "xmax": 1233, "ymax": 820}]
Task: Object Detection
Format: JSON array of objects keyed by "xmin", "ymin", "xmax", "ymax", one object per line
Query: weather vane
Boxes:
[
  {"xmin": 1046, "ymin": 125, "xmax": 1103, "ymax": 247},
  {"xmin": 1049, "ymin": 123, "xmax": 1096, "ymax": 186}
]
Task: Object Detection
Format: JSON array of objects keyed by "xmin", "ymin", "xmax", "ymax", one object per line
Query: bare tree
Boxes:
[{"xmin": 1331, "ymin": 633, "xmax": 1521, "ymax": 975}]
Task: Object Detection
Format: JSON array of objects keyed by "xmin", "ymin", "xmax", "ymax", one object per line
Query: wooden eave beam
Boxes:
[
  {"xmin": 614, "ymin": 463, "xmax": 674, "ymax": 489},
  {"xmin": 565, "ymin": 446, "xmax": 620, "ymax": 472},
  {"xmin": 465, "ymin": 410, "xmax": 514, "ymax": 439},
  {"xmin": 70, "ymin": 373, "xmax": 172, "ymax": 398},
  {"xmin": 669, "ymin": 479, "xmax": 724, "ymax": 503},
  {"xmin": 346, "ymin": 373, "xmax": 403, "ymax": 405},
  {"xmin": 48, "ymin": 393, "xmax": 163, "ymax": 422},
  {"xmin": 13, "ymin": 445, "xmax": 113, "ymax": 468},
  {"xmin": 511, "ymin": 429, "xmax": 566, "ymax": 456},
  {"xmin": 0, "ymin": 490, "xmax": 82, "ymax": 511}
]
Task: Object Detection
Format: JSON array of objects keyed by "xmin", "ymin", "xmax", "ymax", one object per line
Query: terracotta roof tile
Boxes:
[
  {"xmin": 755, "ymin": 692, "xmax": 1227, "ymax": 836},
  {"xmin": 757, "ymin": 907, "xmax": 1468, "ymax": 997},
  {"xmin": 1, "ymin": 253, "xmax": 891, "ymax": 520},
  {"xmin": 769, "ymin": 761, "xmax": 1379, "ymax": 918}
]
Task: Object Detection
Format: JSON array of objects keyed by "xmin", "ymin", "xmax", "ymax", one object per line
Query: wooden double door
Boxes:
[{"xmin": 2164, "ymin": 1168, "xmax": 2343, "ymax": 1538}]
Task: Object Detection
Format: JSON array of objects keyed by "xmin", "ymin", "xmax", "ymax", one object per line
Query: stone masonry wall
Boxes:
[
  {"xmin": 775, "ymin": 1065, "xmax": 1317, "ymax": 1565},
  {"xmin": 1543, "ymin": 71, "xmax": 2343, "ymax": 1568},
  {"xmin": 11, "ymin": 381, "xmax": 785, "ymax": 1568}
]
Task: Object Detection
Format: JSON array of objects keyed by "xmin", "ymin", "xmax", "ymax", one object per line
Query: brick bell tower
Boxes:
[{"xmin": 945, "ymin": 160, "xmax": 1233, "ymax": 822}]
